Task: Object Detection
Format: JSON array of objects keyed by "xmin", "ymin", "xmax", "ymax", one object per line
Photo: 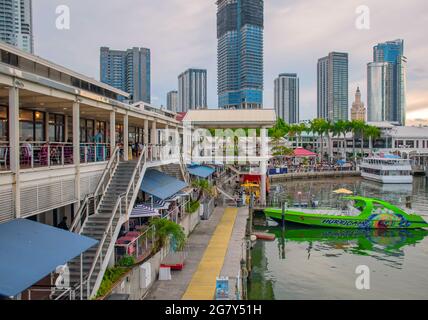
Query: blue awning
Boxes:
[
  {"xmin": 187, "ymin": 165, "xmax": 215, "ymax": 178},
  {"xmin": 140, "ymin": 169, "xmax": 188, "ymax": 200},
  {"xmin": 0, "ymin": 219, "xmax": 98, "ymax": 298}
]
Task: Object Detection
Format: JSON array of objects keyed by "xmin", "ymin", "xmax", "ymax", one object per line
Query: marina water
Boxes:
[{"xmin": 249, "ymin": 177, "xmax": 428, "ymax": 300}]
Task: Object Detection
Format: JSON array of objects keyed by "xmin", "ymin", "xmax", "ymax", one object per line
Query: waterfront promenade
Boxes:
[{"xmin": 145, "ymin": 206, "xmax": 248, "ymax": 300}]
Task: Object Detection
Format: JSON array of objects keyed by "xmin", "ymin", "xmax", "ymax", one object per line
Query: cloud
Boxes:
[{"xmin": 33, "ymin": 0, "xmax": 428, "ymax": 120}]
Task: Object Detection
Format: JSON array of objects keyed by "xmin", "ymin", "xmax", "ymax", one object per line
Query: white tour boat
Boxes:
[{"xmin": 359, "ymin": 154, "xmax": 413, "ymax": 184}]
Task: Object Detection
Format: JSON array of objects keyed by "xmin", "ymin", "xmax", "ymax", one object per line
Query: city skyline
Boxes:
[{"xmin": 30, "ymin": 0, "xmax": 428, "ymax": 123}]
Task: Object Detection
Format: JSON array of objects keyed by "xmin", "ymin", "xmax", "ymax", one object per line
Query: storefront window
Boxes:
[
  {"xmin": 95, "ymin": 121, "xmax": 106, "ymax": 143},
  {"xmin": 116, "ymin": 124, "xmax": 123, "ymax": 143},
  {"xmin": 0, "ymin": 106, "xmax": 8, "ymax": 141},
  {"xmin": 49, "ymin": 114, "xmax": 65, "ymax": 142},
  {"xmin": 19, "ymin": 110, "xmax": 45, "ymax": 141}
]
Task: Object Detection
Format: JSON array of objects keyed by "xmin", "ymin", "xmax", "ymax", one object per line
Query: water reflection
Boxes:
[
  {"xmin": 259, "ymin": 223, "xmax": 428, "ymax": 269},
  {"xmin": 249, "ymin": 177, "xmax": 428, "ymax": 300}
]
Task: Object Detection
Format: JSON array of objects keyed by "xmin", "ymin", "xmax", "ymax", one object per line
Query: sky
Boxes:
[{"xmin": 33, "ymin": 0, "xmax": 428, "ymax": 124}]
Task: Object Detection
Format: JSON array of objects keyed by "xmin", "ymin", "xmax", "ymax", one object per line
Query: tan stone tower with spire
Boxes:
[{"xmin": 351, "ymin": 87, "xmax": 366, "ymax": 121}]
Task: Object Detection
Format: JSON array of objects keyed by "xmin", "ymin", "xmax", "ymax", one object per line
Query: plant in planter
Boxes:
[
  {"xmin": 191, "ymin": 179, "xmax": 213, "ymax": 202},
  {"xmin": 95, "ymin": 266, "xmax": 131, "ymax": 299},
  {"xmin": 117, "ymin": 255, "xmax": 137, "ymax": 267},
  {"xmin": 186, "ymin": 200, "xmax": 200, "ymax": 214},
  {"xmin": 149, "ymin": 218, "xmax": 186, "ymax": 252}
]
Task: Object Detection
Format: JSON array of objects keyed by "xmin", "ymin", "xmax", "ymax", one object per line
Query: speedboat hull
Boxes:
[{"xmin": 264, "ymin": 207, "xmax": 428, "ymax": 229}]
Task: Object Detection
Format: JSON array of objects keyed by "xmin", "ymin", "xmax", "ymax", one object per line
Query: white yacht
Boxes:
[{"xmin": 359, "ymin": 154, "xmax": 413, "ymax": 184}]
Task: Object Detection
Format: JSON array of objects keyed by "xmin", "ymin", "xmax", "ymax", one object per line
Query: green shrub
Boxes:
[
  {"xmin": 149, "ymin": 218, "xmax": 186, "ymax": 252},
  {"xmin": 117, "ymin": 255, "xmax": 136, "ymax": 267},
  {"xmin": 95, "ymin": 267, "xmax": 130, "ymax": 299},
  {"xmin": 186, "ymin": 200, "xmax": 200, "ymax": 214}
]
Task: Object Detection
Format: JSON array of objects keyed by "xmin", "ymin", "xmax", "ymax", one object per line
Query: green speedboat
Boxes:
[{"xmin": 264, "ymin": 196, "xmax": 428, "ymax": 229}]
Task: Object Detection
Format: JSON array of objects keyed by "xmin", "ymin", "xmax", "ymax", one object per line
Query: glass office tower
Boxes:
[
  {"xmin": 217, "ymin": 0, "xmax": 264, "ymax": 109},
  {"xmin": 370, "ymin": 39, "xmax": 406, "ymax": 125}
]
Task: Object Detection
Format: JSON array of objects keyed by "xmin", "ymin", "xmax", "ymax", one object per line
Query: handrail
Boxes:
[
  {"xmin": 93, "ymin": 146, "xmax": 120, "ymax": 197},
  {"xmin": 70, "ymin": 194, "xmax": 92, "ymax": 233},
  {"xmin": 85, "ymin": 147, "xmax": 148, "ymax": 298}
]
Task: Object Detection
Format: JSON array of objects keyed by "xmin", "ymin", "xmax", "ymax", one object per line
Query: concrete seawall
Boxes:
[{"xmin": 270, "ymin": 170, "xmax": 360, "ymax": 182}]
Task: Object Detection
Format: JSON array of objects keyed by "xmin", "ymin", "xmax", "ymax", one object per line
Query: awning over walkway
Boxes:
[
  {"xmin": 293, "ymin": 147, "xmax": 317, "ymax": 157},
  {"xmin": 0, "ymin": 219, "xmax": 98, "ymax": 298},
  {"xmin": 140, "ymin": 169, "xmax": 188, "ymax": 201},
  {"xmin": 130, "ymin": 204, "xmax": 160, "ymax": 218},
  {"xmin": 187, "ymin": 165, "xmax": 215, "ymax": 179}
]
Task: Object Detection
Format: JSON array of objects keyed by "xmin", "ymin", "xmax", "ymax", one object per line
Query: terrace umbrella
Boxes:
[{"xmin": 332, "ymin": 188, "xmax": 353, "ymax": 195}]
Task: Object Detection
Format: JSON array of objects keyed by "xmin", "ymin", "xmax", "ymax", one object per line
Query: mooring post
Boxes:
[{"xmin": 281, "ymin": 201, "xmax": 287, "ymax": 231}]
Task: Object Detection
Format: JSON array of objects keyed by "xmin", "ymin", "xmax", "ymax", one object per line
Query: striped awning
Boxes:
[{"xmin": 130, "ymin": 204, "xmax": 160, "ymax": 218}]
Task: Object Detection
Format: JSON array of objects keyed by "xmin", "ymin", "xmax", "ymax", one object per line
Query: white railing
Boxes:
[
  {"xmin": 80, "ymin": 143, "xmax": 110, "ymax": 164},
  {"xmin": 17, "ymin": 142, "xmax": 111, "ymax": 170},
  {"xmin": 93, "ymin": 147, "xmax": 121, "ymax": 214},
  {"xmin": 69, "ymin": 147, "xmax": 120, "ymax": 234},
  {"xmin": 70, "ymin": 194, "xmax": 92, "ymax": 234},
  {"xmin": 19, "ymin": 142, "xmax": 73, "ymax": 169},
  {"xmin": 0, "ymin": 143, "xmax": 9, "ymax": 171},
  {"xmin": 114, "ymin": 225, "xmax": 155, "ymax": 264},
  {"xmin": 86, "ymin": 147, "xmax": 148, "ymax": 298}
]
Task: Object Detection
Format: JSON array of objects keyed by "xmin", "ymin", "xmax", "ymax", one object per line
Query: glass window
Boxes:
[
  {"xmin": 19, "ymin": 110, "xmax": 46, "ymax": 141},
  {"xmin": 49, "ymin": 114, "xmax": 65, "ymax": 142},
  {"xmin": 0, "ymin": 106, "xmax": 7, "ymax": 141}
]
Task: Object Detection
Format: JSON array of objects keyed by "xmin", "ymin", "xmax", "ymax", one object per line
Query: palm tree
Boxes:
[
  {"xmin": 365, "ymin": 125, "xmax": 381, "ymax": 154},
  {"xmin": 297, "ymin": 123, "xmax": 307, "ymax": 148},
  {"xmin": 310, "ymin": 119, "xmax": 329, "ymax": 162},
  {"xmin": 332, "ymin": 120, "xmax": 346, "ymax": 160},
  {"xmin": 191, "ymin": 179, "xmax": 213, "ymax": 202},
  {"xmin": 350, "ymin": 120, "xmax": 365, "ymax": 160}
]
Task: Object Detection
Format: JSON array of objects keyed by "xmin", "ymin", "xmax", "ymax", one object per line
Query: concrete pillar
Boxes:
[
  {"xmin": 72, "ymin": 102, "xmax": 81, "ymax": 208},
  {"xmin": 9, "ymin": 87, "xmax": 20, "ymax": 218},
  {"xmin": 144, "ymin": 119, "xmax": 149, "ymax": 145},
  {"xmin": 110, "ymin": 111, "xmax": 116, "ymax": 155},
  {"xmin": 151, "ymin": 120, "xmax": 157, "ymax": 145},
  {"xmin": 64, "ymin": 115, "xmax": 69, "ymax": 142},
  {"xmin": 260, "ymin": 127, "xmax": 268, "ymax": 206},
  {"xmin": 45, "ymin": 112, "xmax": 50, "ymax": 142},
  {"xmin": 123, "ymin": 113, "xmax": 129, "ymax": 161}
]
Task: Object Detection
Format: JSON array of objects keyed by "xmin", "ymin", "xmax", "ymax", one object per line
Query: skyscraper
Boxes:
[
  {"xmin": 0, "ymin": 0, "xmax": 33, "ymax": 53},
  {"xmin": 166, "ymin": 90, "xmax": 178, "ymax": 113},
  {"xmin": 274, "ymin": 73, "xmax": 299, "ymax": 124},
  {"xmin": 178, "ymin": 68, "xmax": 207, "ymax": 113},
  {"xmin": 367, "ymin": 62, "xmax": 393, "ymax": 122},
  {"xmin": 351, "ymin": 87, "xmax": 366, "ymax": 122},
  {"xmin": 100, "ymin": 47, "xmax": 151, "ymax": 103},
  {"xmin": 317, "ymin": 52, "xmax": 349, "ymax": 122},
  {"xmin": 217, "ymin": 0, "xmax": 264, "ymax": 109},
  {"xmin": 368, "ymin": 39, "xmax": 406, "ymax": 125}
]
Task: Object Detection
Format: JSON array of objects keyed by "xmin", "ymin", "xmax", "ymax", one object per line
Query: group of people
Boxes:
[{"xmin": 268, "ymin": 158, "xmax": 355, "ymax": 174}]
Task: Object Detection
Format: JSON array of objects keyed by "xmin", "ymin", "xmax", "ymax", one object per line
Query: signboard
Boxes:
[{"xmin": 215, "ymin": 277, "xmax": 229, "ymax": 300}]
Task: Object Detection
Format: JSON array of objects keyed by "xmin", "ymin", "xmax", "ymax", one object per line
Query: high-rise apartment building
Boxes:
[
  {"xmin": 350, "ymin": 87, "xmax": 366, "ymax": 122},
  {"xmin": 317, "ymin": 52, "xmax": 349, "ymax": 122},
  {"xmin": 178, "ymin": 68, "xmax": 207, "ymax": 113},
  {"xmin": 274, "ymin": 73, "xmax": 299, "ymax": 124},
  {"xmin": 368, "ymin": 39, "xmax": 406, "ymax": 125},
  {"xmin": 166, "ymin": 90, "xmax": 178, "ymax": 113},
  {"xmin": 0, "ymin": 0, "xmax": 33, "ymax": 53},
  {"xmin": 100, "ymin": 47, "xmax": 151, "ymax": 103},
  {"xmin": 217, "ymin": 0, "xmax": 264, "ymax": 109}
]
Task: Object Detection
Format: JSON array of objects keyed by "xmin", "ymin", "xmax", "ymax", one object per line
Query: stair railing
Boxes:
[
  {"xmin": 93, "ymin": 147, "xmax": 121, "ymax": 214},
  {"xmin": 70, "ymin": 194, "xmax": 92, "ymax": 233},
  {"xmin": 86, "ymin": 147, "xmax": 148, "ymax": 298},
  {"xmin": 179, "ymin": 152, "xmax": 190, "ymax": 184}
]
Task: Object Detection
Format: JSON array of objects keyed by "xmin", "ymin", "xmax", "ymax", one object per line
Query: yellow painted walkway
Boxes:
[{"xmin": 181, "ymin": 207, "xmax": 238, "ymax": 300}]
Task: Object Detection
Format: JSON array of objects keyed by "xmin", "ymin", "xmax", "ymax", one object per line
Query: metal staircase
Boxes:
[{"xmin": 67, "ymin": 147, "xmax": 149, "ymax": 299}]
